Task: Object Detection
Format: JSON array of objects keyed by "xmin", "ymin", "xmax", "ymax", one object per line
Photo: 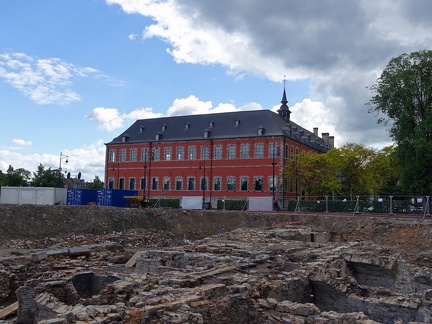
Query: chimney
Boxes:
[
  {"xmin": 321, "ymin": 132, "xmax": 329, "ymax": 146},
  {"xmin": 329, "ymin": 136, "xmax": 335, "ymax": 148},
  {"xmin": 313, "ymin": 127, "xmax": 318, "ymax": 137}
]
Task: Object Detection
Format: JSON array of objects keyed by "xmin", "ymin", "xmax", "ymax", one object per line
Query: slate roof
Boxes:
[{"xmin": 106, "ymin": 110, "xmax": 330, "ymax": 152}]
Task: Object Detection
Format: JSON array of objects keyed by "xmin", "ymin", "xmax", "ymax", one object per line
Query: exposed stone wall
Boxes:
[{"xmin": 1, "ymin": 204, "xmax": 431, "ymax": 247}]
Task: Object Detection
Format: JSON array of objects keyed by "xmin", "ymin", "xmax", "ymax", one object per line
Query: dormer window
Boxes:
[
  {"xmin": 122, "ymin": 134, "xmax": 129, "ymax": 142},
  {"xmin": 162, "ymin": 124, "xmax": 167, "ymax": 131},
  {"xmin": 209, "ymin": 121, "xmax": 214, "ymax": 128},
  {"xmin": 257, "ymin": 126, "xmax": 265, "ymax": 136},
  {"xmin": 204, "ymin": 130, "xmax": 210, "ymax": 138},
  {"xmin": 185, "ymin": 122, "xmax": 190, "ymax": 130},
  {"xmin": 235, "ymin": 120, "xmax": 240, "ymax": 126},
  {"xmin": 156, "ymin": 133, "xmax": 162, "ymax": 141},
  {"xmin": 139, "ymin": 126, "xmax": 145, "ymax": 133}
]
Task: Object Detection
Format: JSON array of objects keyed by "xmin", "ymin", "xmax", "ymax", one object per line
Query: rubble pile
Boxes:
[
  {"xmin": 2, "ymin": 228, "xmax": 186, "ymax": 250},
  {"xmin": 1, "ymin": 223, "xmax": 432, "ymax": 323}
]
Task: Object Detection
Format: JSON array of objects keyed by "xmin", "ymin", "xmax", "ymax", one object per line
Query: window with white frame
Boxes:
[
  {"xmin": 214, "ymin": 145, "xmax": 223, "ymax": 159},
  {"xmin": 200, "ymin": 176, "xmax": 208, "ymax": 190},
  {"xmin": 163, "ymin": 177, "xmax": 170, "ymax": 191},
  {"xmin": 119, "ymin": 178, "xmax": 125, "ymax": 190},
  {"xmin": 188, "ymin": 146, "xmax": 197, "ymax": 160},
  {"xmin": 130, "ymin": 148, "xmax": 137, "ymax": 162},
  {"xmin": 268, "ymin": 143, "xmax": 279, "ymax": 158},
  {"xmin": 140, "ymin": 177, "xmax": 146, "ymax": 190},
  {"xmin": 213, "ymin": 177, "xmax": 221, "ymax": 191},
  {"xmin": 187, "ymin": 177, "xmax": 195, "ymax": 190},
  {"xmin": 254, "ymin": 143, "xmax": 264, "ymax": 158},
  {"xmin": 120, "ymin": 149, "xmax": 127, "ymax": 162},
  {"xmin": 254, "ymin": 176, "xmax": 263, "ymax": 191},
  {"xmin": 201, "ymin": 145, "xmax": 209, "ymax": 160},
  {"xmin": 141, "ymin": 148, "xmax": 149, "ymax": 162},
  {"xmin": 109, "ymin": 150, "xmax": 116, "ymax": 162},
  {"xmin": 164, "ymin": 147, "xmax": 172, "ymax": 160},
  {"xmin": 176, "ymin": 146, "xmax": 184, "ymax": 160},
  {"xmin": 268, "ymin": 176, "xmax": 277, "ymax": 192},
  {"xmin": 227, "ymin": 176, "xmax": 235, "ymax": 191},
  {"xmin": 175, "ymin": 177, "xmax": 183, "ymax": 190},
  {"xmin": 152, "ymin": 147, "xmax": 160, "ymax": 161},
  {"xmin": 227, "ymin": 145, "xmax": 236, "ymax": 159},
  {"xmin": 240, "ymin": 144, "xmax": 250, "ymax": 159},
  {"xmin": 240, "ymin": 176, "xmax": 248, "ymax": 191},
  {"xmin": 129, "ymin": 178, "xmax": 136, "ymax": 190},
  {"xmin": 152, "ymin": 177, "xmax": 158, "ymax": 190}
]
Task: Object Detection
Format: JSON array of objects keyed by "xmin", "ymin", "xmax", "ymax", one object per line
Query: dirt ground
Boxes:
[{"xmin": 0, "ymin": 204, "xmax": 430, "ymax": 265}]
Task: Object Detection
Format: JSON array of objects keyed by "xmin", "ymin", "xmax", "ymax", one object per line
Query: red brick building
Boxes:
[{"xmin": 104, "ymin": 89, "xmax": 333, "ymax": 207}]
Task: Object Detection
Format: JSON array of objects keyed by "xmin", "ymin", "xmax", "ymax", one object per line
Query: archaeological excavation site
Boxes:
[{"xmin": 1, "ymin": 205, "xmax": 432, "ymax": 323}]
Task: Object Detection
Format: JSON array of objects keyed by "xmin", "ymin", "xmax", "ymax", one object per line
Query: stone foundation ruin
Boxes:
[{"xmin": 1, "ymin": 205, "xmax": 432, "ymax": 323}]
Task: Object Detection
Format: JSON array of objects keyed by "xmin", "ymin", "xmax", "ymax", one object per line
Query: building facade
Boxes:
[{"xmin": 104, "ymin": 89, "xmax": 334, "ymax": 206}]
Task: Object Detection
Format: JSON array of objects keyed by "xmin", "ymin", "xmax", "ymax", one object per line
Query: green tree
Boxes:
[
  {"xmin": 31, "ymin": 164, "xmax": 61, "ymax": 187},
  {"xmin": 86, "ymin": 175, "xmax": 104, "ymax": 189},
  {"xmin": 332, "ymin": 144, "xmax": 379, "ymax": 199},
  {"xmin": 0, "ymin": 170, "xmax": 6, "ymax": 186},
  {"xmin": 366, "ymin": 145, "xmax": 401, "ymax": 195},
  {"xmin": 283, "ymin": 151, "xmax": 339, "ymax": 198},
  {"xmin": 5, "ymin": 165, "xmax": 31, "ymax": 186},
  {"xmin": 368, "ymin": 50, "xmax": 432, "ymax": 194}
]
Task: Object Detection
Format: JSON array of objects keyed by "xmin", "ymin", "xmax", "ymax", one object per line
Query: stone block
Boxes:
[
  {"xmin": 46, "ymin": 248, "xmax": 69, "ymax": 257},
  {"xmin": 136, "ymin": 259, "xmax": 161, "ymax": 274},
  {"xmin": 31, "ymin": 251, "xmax": 48, "ymax": 262},
  {"xmin": 46, "ymin": 318, "xmax": 67, "ymax": 324},
  {"xmin": 68, "ymin": 246, "xmax": 91, "ymax": 256}
]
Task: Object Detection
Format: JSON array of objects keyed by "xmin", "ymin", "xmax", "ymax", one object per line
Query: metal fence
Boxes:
[{"xmin": 285, "ymin": 195, "xmax": 432, "ymax": 216}]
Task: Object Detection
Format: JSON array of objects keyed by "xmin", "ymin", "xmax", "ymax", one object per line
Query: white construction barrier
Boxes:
[
  {"xmin": 181, "ymin": 196, "xmax": 203, "ymax": 210},
  {"xmin": 0, "ymin": 186, "xmax": 67, "ymax": 205},
  {"xmin": 248, "ymin": 197, "xmax": 273, "ymax": 212}
]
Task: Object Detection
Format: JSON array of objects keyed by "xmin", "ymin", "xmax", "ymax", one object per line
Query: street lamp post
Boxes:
[
  {"xmin": 271, "ymin": 143, "xmax": 276, "ymax": 198},
  {"xmin": 199, "ymin": 161, "xmax": 206, "ymax": 207},
  {"xmin": 143, "ymin": 154, "xmax": 148, "ymax": 198},
  {"xmin": 112, "ymin": 163, "xmax": 119, "ymax": 189},
  {"xmin": 58, "ymin": 152, "xmax": 69, "ymax": 188}
]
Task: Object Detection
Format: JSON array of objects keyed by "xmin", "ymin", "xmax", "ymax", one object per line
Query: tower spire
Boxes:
[{"xmin": 277, "ymin": 76, "xmax": 291, "ymax": 121}]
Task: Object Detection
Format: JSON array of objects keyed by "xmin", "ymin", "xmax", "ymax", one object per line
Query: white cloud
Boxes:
[
  {"xmin": 12, "ymin": 139, "xmax": 32, "ymax": 147},
  {"xmin": 86, "ymin": 107, "xmax": 125, "ymax": 132},
  {"xmin": 0, "ymin": 52, "xmax": 120, "ymax": 105},
  {"xmin": 167, "ymin": 95, "xmax": 213, "ymax": 116}
]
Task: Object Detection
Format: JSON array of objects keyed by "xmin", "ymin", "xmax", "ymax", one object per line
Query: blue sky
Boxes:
[{"xmin": 1, "ymin": 0, "xmax": 432, "ymax": 182}]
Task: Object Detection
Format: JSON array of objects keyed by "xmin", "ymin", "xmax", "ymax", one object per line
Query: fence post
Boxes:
[
  {"xmin": 325, "ymin": 195, "xmax": 329, "ymax": 213},
  {"xmin": 389, "ymin": 196, "xmax": 393, "ymax": 215},
  {"xmin": 353, "ymin": 196, "xmax": 360, "ymax": 215},
  {"xmin": 295, "ymin": 196, "xmax": 301, "ymax": 212},
  {"xmin": 424, "ymin": 196, "xmax": 430, "ymax": 218}
]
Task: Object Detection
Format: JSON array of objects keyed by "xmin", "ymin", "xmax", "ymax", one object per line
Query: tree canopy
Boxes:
[
  {"xmin": 31, "ymin": 164, "xmax": 61, "ymax": 187},
  {"xmin": 86, "ymin": 175, "xmax": 104, "ymax": 189},
  {"xmin": 283, "ymin": 144, "xmax": 398, "ymax": 199},
  {"xmin": 0, "ymin": 163, "xmax": 104, "ymax": 189},
  {"xmin": 368, "ymin": 50, "xmax": 432, "ymax": 194}
]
